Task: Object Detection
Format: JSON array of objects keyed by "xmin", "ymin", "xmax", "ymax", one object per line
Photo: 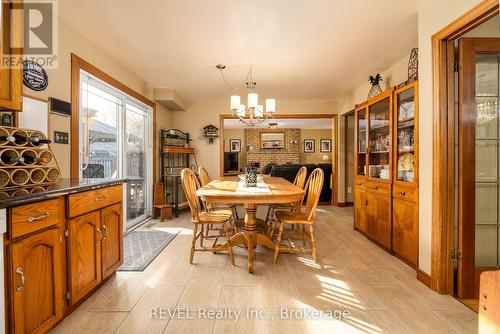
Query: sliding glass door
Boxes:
[{"xmin": 79, "ymin": 70, "xmax": 152, "ymax": 230}]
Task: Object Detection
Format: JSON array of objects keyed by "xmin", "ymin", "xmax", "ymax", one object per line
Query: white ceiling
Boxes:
[
  {"xmin": 60, "ymin": 0, "xmax": 419, "ymax": 102},
  {"xmin": 224, "ymin": 118, "xmax": 331, "ymax": 129}
]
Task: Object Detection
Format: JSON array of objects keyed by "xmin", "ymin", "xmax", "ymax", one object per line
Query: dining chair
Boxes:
[
  {"xmin": 265, "ymin": 166, "xmax": 307, "ymax": 237},
  {"xmin": 273, "ymin": 168, "xmax": 324, "ymax": 264},
  {"xmin": 198, "ymin": 166, "xmax": 240, "ymax": 220},
  {"xmin": 181, "ymin": 168, "xmax": 235, "ymax": 265}
]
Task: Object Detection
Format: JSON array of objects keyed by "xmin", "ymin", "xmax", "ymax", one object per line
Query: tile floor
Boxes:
[{"xmin": 49, "ymin": 206, "xmax": 478, "ymax": 334}]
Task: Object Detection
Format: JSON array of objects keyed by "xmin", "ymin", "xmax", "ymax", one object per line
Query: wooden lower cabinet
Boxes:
[
  {"xmin": 392, "ymin": 198, "xmax": 418, "ymax": 267},
  {"xmin": 365, "ymin": 192, "xmax": 392, "ymax": 249},
  {"xmin": 354, "ymin": 188, "xmax": 367, "ymax": 233},
  {"xmin": 68, "ymin": 211, "xmax": 102, "ymax": 305},
  {"xmin": 8, "ymin": 228, "xmax": 64, "ymax": 334},
  {"xmin": 100, "ymin": 204, "xmax": 123, "ymax": 279},
  {"xmin": 68, "ymin": 204, "xmax": 123, "ymax": 305}
]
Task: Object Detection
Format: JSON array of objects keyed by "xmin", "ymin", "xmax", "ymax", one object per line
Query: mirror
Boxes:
[{"xmin": 260, "ymin": 132, "xmax": 285, "ymax": 149}]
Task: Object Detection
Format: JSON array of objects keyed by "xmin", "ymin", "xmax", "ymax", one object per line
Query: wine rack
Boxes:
[{"xmin": 0, "ymin": 126, "xmax": 61, "ymax": 191}]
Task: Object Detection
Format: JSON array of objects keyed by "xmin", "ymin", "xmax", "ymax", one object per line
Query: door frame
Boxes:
[
  {"xmin": 219, "ymin": 113, "xmax": 338, "ymax": 206},
  {"xmin": 431, "ymin": 0, "xmax": 499, "ymax": 294},
  {"xmin": 71, "ymin": 54, "xmax": 156, "ymax": 227}
]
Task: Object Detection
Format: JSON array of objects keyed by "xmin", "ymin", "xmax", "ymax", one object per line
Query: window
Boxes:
[{"xmin": 79, "ymin": 70, "xmax": 153, "ymax": 229}]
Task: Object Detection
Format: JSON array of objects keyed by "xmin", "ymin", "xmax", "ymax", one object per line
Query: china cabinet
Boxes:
[
  {"xmin": 354, "ymin": 81, "xmax": 419, "ymax": 268},
  {"xmin": 354, "ymin": 89, "xmax": 394, "ymax": 251},
  {"xmin": 392, "ymin": 81, "xmax": 418, "ymax": 267}
]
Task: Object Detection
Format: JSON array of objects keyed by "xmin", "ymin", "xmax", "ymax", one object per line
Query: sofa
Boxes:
[{"xmin": 268, "ymin": 163, "xmax": 332, "ymax": 202}]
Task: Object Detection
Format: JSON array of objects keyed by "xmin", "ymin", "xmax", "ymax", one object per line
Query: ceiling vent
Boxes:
[{"xmin": 153, "ymin": 88, "xmax": 188, "ymax": 111}]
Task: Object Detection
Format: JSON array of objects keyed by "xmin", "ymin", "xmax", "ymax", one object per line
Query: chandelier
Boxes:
[{"xmin": 229, "ymin": 66, "xmax": 276, "ymax": 126}]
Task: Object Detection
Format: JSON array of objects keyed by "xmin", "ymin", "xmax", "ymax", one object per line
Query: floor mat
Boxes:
[{"xmin": 118, "ymin": 230, "xmax": 178, "ymax": 271}]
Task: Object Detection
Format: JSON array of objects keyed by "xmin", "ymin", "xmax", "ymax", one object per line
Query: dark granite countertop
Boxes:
[{"xmin": 0, "ymin": 178, "xmax": 126, "ymax": 209}]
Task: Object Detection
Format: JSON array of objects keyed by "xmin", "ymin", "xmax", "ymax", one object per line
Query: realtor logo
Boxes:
[{"xmin": 2, "ymin": 0, "xmax": 58, "ymax": 69}]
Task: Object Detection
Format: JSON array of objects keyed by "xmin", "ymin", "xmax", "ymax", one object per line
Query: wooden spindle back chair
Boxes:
[
  {"xmin": 273, "ymin": 168, "xmax": 324, "ymax": 263},
  {"xmin": 181, "ymin": 168, "xmax": 235, "ymax": 265}
]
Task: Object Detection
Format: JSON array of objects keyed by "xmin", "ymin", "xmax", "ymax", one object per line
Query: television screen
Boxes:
[{"xmin": 224, "ymin": 152, "xmax": 239, "ymax": 172}]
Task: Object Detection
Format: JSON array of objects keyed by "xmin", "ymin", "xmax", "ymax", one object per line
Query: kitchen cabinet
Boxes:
[
  {"xmin": 8, "ymin": 228, "xmax": 64, "ymax": 334},
  {"xmin": 68, "ymin": 211, "xmax": 102, "ymax": 305},
  {"xmin": 100, "ymin": 203, "xmax": 123, "ymax": 279},
  {"xmin": 3, "ymin": 182, "xmax": 124, "ymax": 333},
  {"xmin": 67, "ymin": 185, "xmax": 123, "ymax": 305},
  {"xmin": 0, "ymin": 0, "xmax": 23, "ymax": 111}
]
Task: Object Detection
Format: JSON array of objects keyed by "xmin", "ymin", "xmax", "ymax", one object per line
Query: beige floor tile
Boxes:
[
  {"xmin": 434, "ymin": 310, "xmax": 478, "ymax": 334},
  {"xmin": 371, "ymin": 285, "xmax": 456, "ymax": 333},
  {"xmin": 87, "ymin": 274, "xmax": 148, "ymax": 312},
  {"xmin": 349, "ymin": 310, "xmax": 411, "ymax": 334},
  {"xmin": 115, "ymin": 286, "xmax": 184, "ymax": 334},
  {"xmin": 163, "ymin": 318, "xmax": 214, "ymax": 334},
  {"xmin": 176, "ymin": 265, "xmax": 225, "ymax": 308},
  {"xmin": 66, "ymin": 312, "xmax": 128, "ymax": 334},
  {"xmin": 213, "ymin": 286, "xmax": 261, "ymax": 334}
]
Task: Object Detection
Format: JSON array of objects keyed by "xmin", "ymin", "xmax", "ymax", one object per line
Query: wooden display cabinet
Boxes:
[
  {"xmin": 353, "ymin": 81, "xmax": 419, "ymax": 268},
  {"xmin": 392, "ymin": 81, "xmax": 418, "ymax": 267},
  {"xmin": 354, "ymin": 89, "xmax": 394, "ymax": 250}
]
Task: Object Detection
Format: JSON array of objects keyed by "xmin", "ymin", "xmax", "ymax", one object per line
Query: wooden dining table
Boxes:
[{"xmin": 196, "ymin": 176, "xmax": 305, "ymax": 273}]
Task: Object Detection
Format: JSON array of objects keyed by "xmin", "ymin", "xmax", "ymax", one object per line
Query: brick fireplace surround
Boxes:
[{"xmin": 245, "ymin": 128, "xmax": 300, "ymax": 169}]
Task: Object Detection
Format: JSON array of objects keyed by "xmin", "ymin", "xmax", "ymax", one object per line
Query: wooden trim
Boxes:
[
  {"xmin": 219, "ymin": 113, "xmax": 338, "ymax": 205},
  {"xmin": 417, "ymin": 269, "xmax": 432, "ymax": 288},
  {"xmin": 431, "ymin": 0, "xmax": 499, "ymax": 294},
  {"xmin": 70, "ymin": 54, "xmax": 157, "ymax": 181}
]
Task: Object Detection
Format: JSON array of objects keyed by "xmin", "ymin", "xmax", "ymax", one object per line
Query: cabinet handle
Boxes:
[
  {"xmin": 15, "ymin": 267, "xmax": 25, "ymax": 291},
  {"xmin": 96, "ymin": 228, "xmax": 102, "ymax": 243},
  {"xmin": 101, "ymin": 225, "xmax": 108, "ymax": 240},
  {"xmin": 400, "ymin": 191, "xmax": 406, "ymax": 196},
  {"xmin": 365, "ymin": 198, "xmax": 368, "ymax": 206},
  {"xmin": 27, "ymin": 212, "xmax": 49, "ymax": 223},
  {"xmin": 375, "ymin": 186, "xmax": 379, "ymax": 190},
  {"xmin": 95, "ymin": 196, "xmax": 107, "ymax": 202}
]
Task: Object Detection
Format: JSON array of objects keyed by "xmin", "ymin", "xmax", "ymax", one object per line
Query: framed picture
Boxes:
[
  {"xmin": 230, "ymin": 139, "xmax": 241, "ymax": 152},
  {"xmin": 320, "ymin": 139, "xmax": 332, "ymax": 152},
  {"xmin": 304, "ymin": 139, "xmax": 315, "ymax": 153}
]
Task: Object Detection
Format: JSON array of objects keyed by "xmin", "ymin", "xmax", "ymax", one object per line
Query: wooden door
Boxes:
[
  {"xmin": 68, "ymin": 211, "xmax": 102, "ymax": 305},
  {"xmin": 458, "ymin": 38, "xmax": 500, "ymax": 298},
  {"xmin": 9, "ymin": 228, "xmax": 63, "ymax": 334},
  {"xmin": 354, "ymin": 188, "xmax": 367, "ymax": 233},
  {"xmin": 393, "ymin": 198, "xmax": 418, "ymax": 267},
  {"xmin": 0, "ymin": 0, "xmax": 22, "ymax": 111},
  {"xmin": 366, "ymin": 192, "xmax": 391, "ymax": 249},
  {"xmin": 100, "ymin": 204, "xmax": 123, "ymax": 279}
]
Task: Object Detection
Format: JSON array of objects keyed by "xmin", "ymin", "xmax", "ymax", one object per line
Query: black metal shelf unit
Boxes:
[{"xmin": 160, "ymin": 129, "xmax": 198, "ymax": 217}]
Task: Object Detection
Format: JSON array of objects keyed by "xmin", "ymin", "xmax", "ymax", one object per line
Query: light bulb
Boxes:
[
  {"xmin": 230, "ymin": 95, "xmax": 240, "ymax": 110},
  {"xmin": 266, "ymin": 99, "xmax": 275, "ymax": 113},
  {"xmin": 248, "ymin": 93, "xmax": 258, "ymax": 108}
]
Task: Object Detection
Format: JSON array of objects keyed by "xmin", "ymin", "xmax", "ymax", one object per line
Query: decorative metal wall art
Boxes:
[
  {"xmin": 408, "ymin": 48, "xmax": 418, "ymax": 81},
  {"xmin": 368, "ymin": 74, "xmax": 383, "ymax": 99}
]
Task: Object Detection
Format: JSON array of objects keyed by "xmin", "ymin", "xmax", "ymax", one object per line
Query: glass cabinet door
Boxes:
[
  {"xmin": 368, "ymin": 97, "xmax": 391, "ymax": 180},
  {"xmin": 356, "ymin": 107, "xmax": 367, "ymax": 176},
  {"xmin": 395, "ymin": 87, "xmax": 416, "ymax": 183}
]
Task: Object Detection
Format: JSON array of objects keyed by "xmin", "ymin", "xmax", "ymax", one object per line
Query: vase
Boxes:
[{"xmin": 245, "ymin": 166, "xmax": 258, "ymax": 187}]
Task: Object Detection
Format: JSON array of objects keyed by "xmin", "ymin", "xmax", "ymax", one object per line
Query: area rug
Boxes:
[{"xmin": 118, "ymin": 230, "xmax": 178, "ymax": 271}]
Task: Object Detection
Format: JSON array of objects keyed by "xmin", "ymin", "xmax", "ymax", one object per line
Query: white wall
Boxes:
[
  {"xmin": 24, "ymin": 18, "xmax": 173, "ymax": 178},
  {"xmin": 417, "ymin": 0, "xmax": 484, "ymax": 275},
  {"xmin": 171, "ymin": 99, "xmax": 338, "ymax": 178}
]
